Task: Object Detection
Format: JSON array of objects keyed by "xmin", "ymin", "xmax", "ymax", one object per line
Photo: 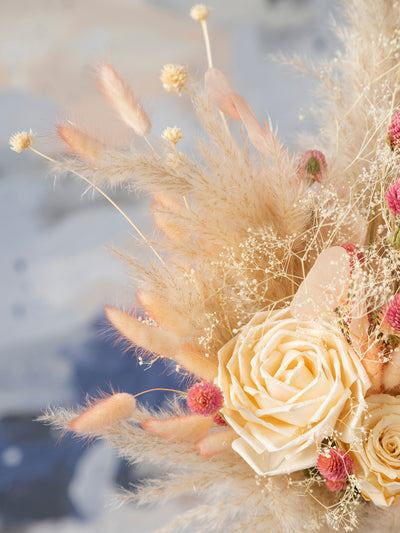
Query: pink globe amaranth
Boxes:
[
  {"xmin": 187, "ymin": 381, "xmax": 224, "ymax": 416},
  {"xmin": 297, "ymin": 149, "xmax": 327, "ymax": 183},
  {"xmin": 388, "ymin": 111, "xmax": 400, "ymax": 150},
  {"xmin": 317, "ymin": 448, "xmax": 354, "ymax": 482},
  {"xmin": 385, "ymin": 177, "xmax": 400, "ymax": 217},
  {"xmin": 382, "ymin": 294, "xmax": 400, "ymax": 333}
]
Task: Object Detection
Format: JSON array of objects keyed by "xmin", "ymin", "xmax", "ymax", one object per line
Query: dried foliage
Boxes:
[{"xmin": 29, "ymin": 0, "xmax": 400, "ymax": 531}]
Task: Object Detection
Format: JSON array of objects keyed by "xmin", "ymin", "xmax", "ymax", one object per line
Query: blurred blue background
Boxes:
[{"xmin": 1, "ymin": 0, "xmax": 335, "ymax": 531}]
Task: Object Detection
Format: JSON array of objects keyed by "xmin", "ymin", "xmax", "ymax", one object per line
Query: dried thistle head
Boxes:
[
  {"xmin": 9, "ymin": 130, "xmax": 34, "ymax": 152},
  {"xmin": 190, "ymin": 4, "xmax": 212, "ymax": 22},
  {"xmin": 160, "ymin": 64, "xmax": 188, "ymax": 94},
  {"xmin": 162, "ymin": 126, "xmax": 183, "ymax": 146}
]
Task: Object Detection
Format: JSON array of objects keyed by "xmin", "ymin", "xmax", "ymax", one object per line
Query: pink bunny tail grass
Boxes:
[
  {"xmin": 385, "ymin": 177, "xmax": 400, "ymax": 217},
  {"xmin": 194, "ymin": 429, "xmax": 236, "ymax": 457},
  {"xmin": 57, "ymin": 124, "xmax": 107, "ymax": 162},
  {"xmin": 97, "ymin": 62, "xmax": 151, "ymax": 136},
  {"xmin": 296, "ymin": 150, "xmax": 327, "ymax": 183},
  {"xmin": 104, "ymin": 306, "xmax": 218, "ymax": 381},
  {"xmin": 388, "ymin": 110, "xmax": 400, "ymax": 150},
  {"xmin": 205, "ymin": 67, "xmax": 285, "ymax": 157},
  {"xmin": 68, "ymin": 392, "xmax": 137, "ymax": 434},
  {"xmin": 142, "ymin": 414, "xmax": 213, "ymax": 442},
  {"xmin": 317, "ymin": 448, "xmax": 354, "ymax": 482},
  {"xmin": 381, "ymin": 294, "xmax": 400, "ymax": 333},
  {"xmin": 187, "ymin": 381, "xmax": 223, "ymax": 416},
  {"xmin": 136, "ymin": 289, "xmax": 193, "ymax": 337}
]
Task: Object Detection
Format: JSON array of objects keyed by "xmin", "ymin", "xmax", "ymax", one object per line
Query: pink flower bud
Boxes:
[
  {"xmin": 381, "ymin": 294, "xmax": 400, "ymax": 333},
  {"xmin": 341, "ymin": 243, "xmax": 365, "ymax": 272},
  {"xmin": 317, "ymin": 448, "xmax": 354, "ymax": 482},
  {"xmin": 187, "ymin": 381, "xmax": 224, "ymax": 416},
  {"xmin": 385, "ymin": 177, "xmax": 400, "ymax": 217},
  {"xmin": 213, "ymin": 412, "xmax": 228, "ymax": 426},
  {"xmin": 297, "ymin": 150, "xmax": 327, "ymax": 183},
  {"xmin": 388, "ymin": 111, "xmax": 400, "ymax": 150}
]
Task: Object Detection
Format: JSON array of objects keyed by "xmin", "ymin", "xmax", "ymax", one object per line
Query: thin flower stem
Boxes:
[
  {"xmin": 144, "ymin": 135, "xmax": 160, "ymax": 159},
  {"xmin": 29, "ymin": 146, "xmax": 166, "ymax": 265},
  {"xmin": 201, "ymin": 20, "xmax": 213, "ymax": 69},
  {"xmin": 133, "ymin": 388, "xmax": 186, "ymax": 399}
]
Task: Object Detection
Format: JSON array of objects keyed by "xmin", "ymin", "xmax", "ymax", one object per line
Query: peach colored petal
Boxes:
[
  {"xmin": 142, "ymin": 414, "xmax": 213, "ymax": 442},
  {"xmin": 204, "ymin": 67, "xmax": 240, "ymax": 119},
  {"xmin": 383, "ymin": 347, "xmax": 400, "ymax": 392},
  {"xmin": 195, "ymin": 429, "xmax": 236, "ymax": 457},
  {"xmin": 291, "ymin": 247, "xmax": 351, "ymax": 321},
  {"xmin": 69, "ymin": 393, "xmax": 137, "ymax": 434}
]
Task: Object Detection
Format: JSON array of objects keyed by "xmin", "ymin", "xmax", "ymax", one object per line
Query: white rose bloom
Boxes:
[
  {"xmin": 217, "ymin": 308, "xmax": 370, "ymax": 476},
  {"xmin": 351, "ymin": 394, "xmax": 400, "ymax": 507}
]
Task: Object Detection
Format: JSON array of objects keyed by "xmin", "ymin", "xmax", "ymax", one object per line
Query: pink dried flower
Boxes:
[
  {"xmin": 317, "ymin": 448, "xmax": 354, "ymax": 482},
  {"xmin": 187, "ymin": 381, "xmax": 223, "ymax": 416},
  {"xmin": 341, "ymin": 243, "xmax": 365, "ymax": 272},
  {"xmin": 325, "ymin": 478, "xmax": 348, "ymax": 493},
  {"xmin": 381, "ymin": 294, "xmax": 400, "ymax": 333},
  {"xmin": 388, "ymin": 111, "xmax": 400, "ymax": 150},
  {"xmin": 296, "ymin": 149, "xmax": 327, "ymax": 183},
  {"xmin": 213, "ymin": 412, "xmax": 228, "ymax": 426},
  {"xmin": 385, "ymin": 177, "xmax": 400, "ymax": 217}
]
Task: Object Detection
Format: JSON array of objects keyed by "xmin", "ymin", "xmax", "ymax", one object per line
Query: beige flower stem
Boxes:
[
  {"xmin": 133, "ymin": 387, "xmax": 185, "ymax": 399},
  {"xmin": 29, "ymin": 146, "xmax": 166, "ymax": 265},
  {"xmin": 201, "ymin": 20, "xmax": 213, "ymax": 69},
  {"xmin": 144, "ymin": 135, "xmax": 161, "ymax": 159}
]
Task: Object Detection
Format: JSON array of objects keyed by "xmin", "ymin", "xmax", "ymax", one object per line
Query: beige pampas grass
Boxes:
[
  {"xmin": 97, "ymin": 62, "xmax": 151, "ymax": 136},
  {"xmin": 17, "ymin": 1, "xmax": 400, "ymax": 531}
]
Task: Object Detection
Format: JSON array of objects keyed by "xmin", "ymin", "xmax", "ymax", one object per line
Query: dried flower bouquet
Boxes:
[{"xmin": 10, "ymin": 1, "xmax": 400, "ymax": 531}]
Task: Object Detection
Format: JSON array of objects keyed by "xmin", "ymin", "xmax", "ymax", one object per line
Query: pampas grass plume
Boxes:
[
  {"xmin": 69, "ymin": 392, "xmax": 137, "ymax": 434},
  {"xmin": 97, "ymin": 62, "xmax": 151, "ymax": 136}
]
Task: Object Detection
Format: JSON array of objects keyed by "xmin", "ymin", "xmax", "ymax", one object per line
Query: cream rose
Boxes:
[
  {"xmin": 351, "ymin": 394, "xmax": 400, "ymax": 506},
  {"xmin": 217, "ymin": 308, "xmax": 370, "ymax": 476}
]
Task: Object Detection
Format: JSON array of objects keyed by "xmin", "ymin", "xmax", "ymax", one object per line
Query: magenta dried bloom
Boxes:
[
  {"xmin": 187, "ymin": 381, "xmax": 224, "ymax": 416},
  {"xmin": 317, "ymin": 448, "xmax": 354, "ymax": 482},
  {"xmin": 325, "ymin": 478, "xmax": 348, "ymax": 493},
  {"xmin": 213, "ymin": 412, "xmax": 228, "ymax": 426},
  {"xmin": 382, "ymin": 294, "xmax": 400, "ymax": 333},
  {"xmin": 388, "ymin": 111, "xmax": 400, "ymax": 150},
  {"xmin": 385, "ymin": 177, "xmax": 400, "ymax": 217},
  {"xmin": 341, "ymin": 243, "xmax": 365, "ymax": 272},
  {"xmin": 297, "ymin": 149, "xmax": 327, "ymax": 183}
]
